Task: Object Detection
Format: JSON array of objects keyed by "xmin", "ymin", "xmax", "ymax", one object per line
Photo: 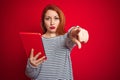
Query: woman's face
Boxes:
[{"xmin": 44, "ymin": 10, "xmax": 60, "ymax": 33}]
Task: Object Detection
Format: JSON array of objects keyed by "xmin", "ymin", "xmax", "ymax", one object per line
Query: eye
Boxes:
[
  {"xmin": 45, "ymin": 18, "xmax": 49, "ymax": 20},
  {"xmin": 55, "ymin": 18, "xmax": 59, "ymax": 20},
  {"xmin": 45, "ymin": 17, "xmax": 50, "ymax": 20},
  {"xmin": 54, "ymin": 17, "xmax": 59, "ymax": 20}
]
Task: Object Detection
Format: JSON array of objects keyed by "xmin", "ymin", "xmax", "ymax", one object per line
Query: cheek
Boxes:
[
  {"xmin": 44, "ymin": 21, "xmax": 50, "ymax": 26},
  {"xmin": 44, "ymin": 21, "xmax": 49, "ymax": 30},
  {"xmin": 56, "ymin": 20, "xmax": 60, "ymax": 26}
]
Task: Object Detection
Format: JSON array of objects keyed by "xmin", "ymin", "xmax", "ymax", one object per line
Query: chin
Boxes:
[
  {"xmin": 49, "ymin": 30, "xmax": 56, "ymax": 33},
  {"xmin": 49, "ymin": 29, "xmax": 56, "ymax": 32}
]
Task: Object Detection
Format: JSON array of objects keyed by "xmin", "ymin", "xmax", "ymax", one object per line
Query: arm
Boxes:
[
  {"xmin": 25, "ymin": 48, "xmax": 46, "ymax": 79},
  {"xmin": 65, "ymin": 27, "xmax": 76, "ymax": 50},
  {"xmin": 25, "ymin": 59, "xmax": 41, "ymax": 79}
]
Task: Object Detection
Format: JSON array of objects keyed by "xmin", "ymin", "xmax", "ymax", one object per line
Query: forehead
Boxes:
[{"xmin": 45, "ymin": 10, "xmax": 59, "ymax": 17}]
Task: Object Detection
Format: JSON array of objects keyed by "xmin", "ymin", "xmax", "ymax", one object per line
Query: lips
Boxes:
[{"xmin": 50, "ymin": 26, "xmax": 55, "ymax": 29}]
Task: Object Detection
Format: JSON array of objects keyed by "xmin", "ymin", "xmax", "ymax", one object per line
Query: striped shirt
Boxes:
[{"xmin": 25, "ymin": 31, "xmax": 75, "ymax": 80}]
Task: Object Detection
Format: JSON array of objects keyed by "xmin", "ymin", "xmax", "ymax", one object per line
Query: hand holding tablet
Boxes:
[
  {"xmin": 19, "ymin": 32, "xmax": 47, "ymax": 65},
  {"xmin": 29, "ymin": 48, "xmax": 46, "ymax": 67}
]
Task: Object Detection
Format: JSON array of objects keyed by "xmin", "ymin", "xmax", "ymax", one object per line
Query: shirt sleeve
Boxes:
[
  {"xmin": 25, "ymin": 58, "xmax": 41, "ymax": 79},
  {"xmin": 65, "ymin": 27, "xmax": 76, "ymax": 50}
]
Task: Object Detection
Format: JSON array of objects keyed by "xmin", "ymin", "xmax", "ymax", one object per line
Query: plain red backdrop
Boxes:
[{"xmin": 0, "ymin": 0, "xmax": 120, "ymax": 80}]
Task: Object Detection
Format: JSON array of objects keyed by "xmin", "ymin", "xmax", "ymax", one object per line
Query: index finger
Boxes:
[
  {"xmin": 36, "ymin": 56, "xmax": 46, "ymax": 64},
  {"xmin": 72, "ymin": 38, "xmax": 81, "ymax": 49}
]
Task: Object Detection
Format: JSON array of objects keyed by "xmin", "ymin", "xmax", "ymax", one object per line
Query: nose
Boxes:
[{"xmin": 50, "ymin": 18, "xmax": 55, "ymax": 25}]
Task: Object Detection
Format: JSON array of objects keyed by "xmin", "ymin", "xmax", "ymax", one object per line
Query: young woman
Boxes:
[{"xmin": 25, "ymin": 4, "xmax": 89, "ymax": 80}]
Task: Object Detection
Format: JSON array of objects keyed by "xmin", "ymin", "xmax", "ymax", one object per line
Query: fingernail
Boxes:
[
  {"xmin": 76, "ymin": 26, "xmax": 79, "ymax": 28},
  {"xmin": 78, "ymin": 46, "xmax": 81, "ymax": 49},
  {"xmin": 38, "ymin": 52, "xmax": 41, "ymax": 54}
]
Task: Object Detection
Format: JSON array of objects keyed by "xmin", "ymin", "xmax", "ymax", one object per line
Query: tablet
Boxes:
[{"xmin": 19, "ymin": 32, "xmax": 47, "ymax": 60}]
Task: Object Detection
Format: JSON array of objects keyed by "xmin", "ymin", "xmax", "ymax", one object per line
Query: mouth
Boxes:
[{"xmin": 50, "ymin": 26, "xmax": 55, "ymax": 29}]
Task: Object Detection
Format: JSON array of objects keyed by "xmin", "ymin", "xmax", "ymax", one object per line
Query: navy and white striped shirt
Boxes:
[{"xmin": 25, "ymin": 32, "xmax": 75, "ymax": 80}]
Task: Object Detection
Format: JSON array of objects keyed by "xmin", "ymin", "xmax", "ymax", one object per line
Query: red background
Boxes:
[{"xmin": 0, "ymin": 0, "xmax": 120, "ymax": 80}]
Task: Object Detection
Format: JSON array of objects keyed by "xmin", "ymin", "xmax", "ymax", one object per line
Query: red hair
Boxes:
[{"xmin": 41, "ymin": 4, "xmax": 66, "ymax": 35}]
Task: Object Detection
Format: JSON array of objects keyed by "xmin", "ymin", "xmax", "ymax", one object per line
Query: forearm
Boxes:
[
  {"xmin": 25, "ymin": 59, "xmax": 41, "ymax": 79},
  {"xmin": 65, "ymin": 27, "xmax": 76, "ymax": 50}
]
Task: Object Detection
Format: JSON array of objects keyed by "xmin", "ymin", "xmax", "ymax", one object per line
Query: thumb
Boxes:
[
  {"xmin": 73, "ymin": 27, "xmax": 81, "ymax": 35},
  {"xmin": 30, "ymin": 48, "xmax": 34, "ymax": 58}
]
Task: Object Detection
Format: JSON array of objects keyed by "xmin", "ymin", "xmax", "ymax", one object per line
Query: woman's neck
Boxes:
[{"xmin": 43, "ymin": 32, "xmax": 57, "ymax": 38}]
